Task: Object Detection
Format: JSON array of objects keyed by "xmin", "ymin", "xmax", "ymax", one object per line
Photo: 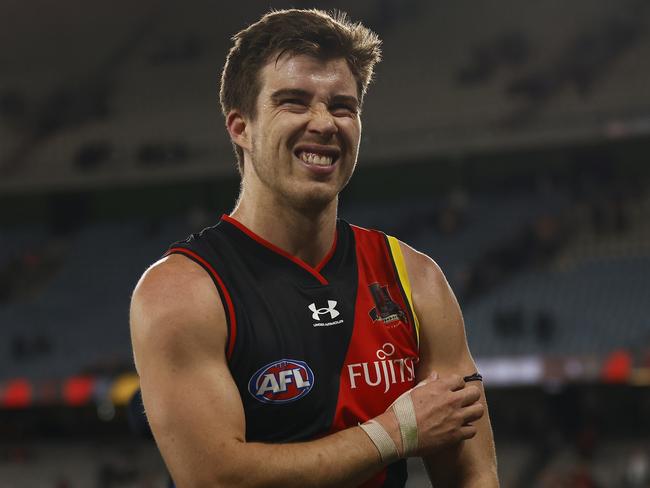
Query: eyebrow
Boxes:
[
  {"xmin": 270, "ymin": 88, "xmax": 311, "ymax": 103},
  {"xmin": 270, "ymin": 88, "xmax": 359, "ymax": 108},
  {"xmin": 331, "ymin": 94, "xmax": 360, "ymax": 108}
]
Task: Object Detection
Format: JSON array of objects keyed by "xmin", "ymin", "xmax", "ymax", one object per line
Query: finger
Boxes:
[
  {"xmin": 461, "ymin": 402, "xmax": 484, "ymax": 424},
  {"xmin": 442, "ymin": 374, "xmax": 464, "ymax": 391},
  {"xmin": 458, "ymin": 385, "xmax": 481, "ymax": 407},
  {"xmin": 450, "ymin": 385, "xmax": 479, "ymax": 408},
  {"xmin": 458, "ymin": 424, "xmax": 478, "ymax": 441}
]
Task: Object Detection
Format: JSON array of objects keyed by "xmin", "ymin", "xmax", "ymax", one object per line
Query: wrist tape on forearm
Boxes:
[
  {"xmin": 361, "ymin": 373, "xmax": 483, "ymax": 462},
  {"xmin": 360, "ymin": 390, "xmax": 419, "ymax": 462},
  {"xmin": 359, "ymin": 420, "xmax": 400, "ymax": 463},
  {"xmin": 391, "ymin": 391, "xmax": 418, "ymax": 456}
]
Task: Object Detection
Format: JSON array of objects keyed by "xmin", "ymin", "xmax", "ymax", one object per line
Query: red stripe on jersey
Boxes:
[
  {"xmin": 221, "ymin": 214, "xmax": 335, "ymax": 285},
  {"xmin": 315, "ymin": 230, "xmax": 338, "ymax": 272},
  {"xmin": 166, "ymin": 247, "xmax": 238, "ymax": 359},
  {"xmin": 329, "ymin": 225, "xmax": 419, "ymax": 487}
]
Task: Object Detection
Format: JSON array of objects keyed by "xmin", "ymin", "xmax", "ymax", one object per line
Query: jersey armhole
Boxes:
[
  {"xmin": 385, "ymin": 236, "xmax": 420, "ymax": 347},
  {"xmin": 164, "ymin": 247, "xmax": 237, "ymax": 359}
]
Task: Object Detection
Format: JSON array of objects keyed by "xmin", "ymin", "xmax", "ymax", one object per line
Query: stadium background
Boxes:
[{"xmin": 1, "ymin": 0, "xmax": 649, "ymax": 486}]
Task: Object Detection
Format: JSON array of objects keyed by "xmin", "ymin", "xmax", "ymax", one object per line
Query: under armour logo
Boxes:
[{"xmin": 308, "ymin": 301, "xmax": 340, "ymax": 321}]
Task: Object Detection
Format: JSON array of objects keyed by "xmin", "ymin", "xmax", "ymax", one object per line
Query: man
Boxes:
[{"xmin": 130, "ymin": 9, "xmax": 498, "ymax": 488}]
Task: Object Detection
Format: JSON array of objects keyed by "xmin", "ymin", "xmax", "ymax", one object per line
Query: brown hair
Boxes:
[{"xmin": 219, "ymin": 9, "xmax": 382, "ymax": 171}]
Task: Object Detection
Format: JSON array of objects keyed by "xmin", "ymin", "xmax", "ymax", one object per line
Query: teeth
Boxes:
[{"xmin": 299, "ymin": 151, "xmax": 334, "ymax": 166}]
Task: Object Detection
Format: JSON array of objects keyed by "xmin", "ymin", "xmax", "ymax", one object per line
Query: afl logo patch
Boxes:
[{"xmin": 248, "ymin": 359, "xmax": 314, "ymax": 404}]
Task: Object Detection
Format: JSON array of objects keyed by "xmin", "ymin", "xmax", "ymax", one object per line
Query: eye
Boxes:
[
  {"xmin": 280, "ymin": 98, "xmax": 306, "ymax": 106},
  {"xmin": 277, "ymin": 98, "xmax": 309, "ymax": 113},
  {"xmin": 330, "ymin": 104, "xmax": 358, "ymax": 116}
]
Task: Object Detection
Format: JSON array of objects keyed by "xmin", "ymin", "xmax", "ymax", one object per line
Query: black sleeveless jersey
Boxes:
[{"xmin": 166, "ymin": 215, "xmax": 420, "ymax": 488}]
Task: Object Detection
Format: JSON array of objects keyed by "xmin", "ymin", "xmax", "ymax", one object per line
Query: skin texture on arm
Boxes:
[
  {"xmin": 400, "ymin": 242, "xmax": 500, "ymax": 487},
  {"xmin": 130, "ymin": 254, "xmax": 390, "ymax": 488}
]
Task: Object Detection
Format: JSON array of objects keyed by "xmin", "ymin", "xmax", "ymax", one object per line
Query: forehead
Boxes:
[{"xmin": 258, "ymin": 54, "xmax": 358, "ymax": 98}]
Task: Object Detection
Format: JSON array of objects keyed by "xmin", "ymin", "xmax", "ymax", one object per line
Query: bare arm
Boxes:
[
  {"xmin": 400, "ymin": 243, "xmax": 499, "ymax": 487},
  {"xmin": 130, "ymin": 254, "xmax": 386, "ymax": 488}
]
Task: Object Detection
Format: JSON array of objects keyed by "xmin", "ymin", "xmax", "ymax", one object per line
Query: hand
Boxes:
[{"xmin": 376, "ymin": 372, "xmax": 484, "ymax": 457}]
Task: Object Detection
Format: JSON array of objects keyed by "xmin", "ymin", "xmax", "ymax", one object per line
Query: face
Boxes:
[{"xmin": 237, "ymin": 54, "xmax": 362, "ymax": 211}]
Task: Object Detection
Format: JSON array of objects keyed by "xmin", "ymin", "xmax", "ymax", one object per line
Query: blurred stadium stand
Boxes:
[
  {"xmin": 0, "ymin": 440, "xmax": 167, "ymax": 487},
  {"xmin": 2, "ymin": 0, "xmax": 650, "ymax": 190},
  {"xmin": 1, "ymin": 0, "xmax": 650, "ymax": 486},
  {"xmin": 2, "ymin": 165, "xmax": 647, "ymax": 380}
]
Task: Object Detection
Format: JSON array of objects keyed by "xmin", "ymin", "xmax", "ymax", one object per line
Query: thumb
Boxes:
[{"xmin": 415, "ymin": 371, "xmax": 438, "ymax": 389}]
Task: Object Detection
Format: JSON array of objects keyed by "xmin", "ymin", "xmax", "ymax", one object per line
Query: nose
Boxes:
[{"xmin": 307, "ymin": 104, "xmax": 338, "ymax": 138}]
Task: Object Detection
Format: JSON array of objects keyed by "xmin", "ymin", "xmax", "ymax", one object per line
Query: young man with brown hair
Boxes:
[{"xmin": 130, "ymin": 9, "xmax": 499, "ymax": 487}]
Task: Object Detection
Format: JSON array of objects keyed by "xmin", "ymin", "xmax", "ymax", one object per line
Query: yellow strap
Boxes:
[{"xmin": 386, "ymin": 236, "xmax": 420, "ymax": 346}]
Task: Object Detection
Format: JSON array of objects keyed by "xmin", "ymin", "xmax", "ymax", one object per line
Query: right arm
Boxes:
[
  {"xmin": 130, "ymin": 255, "xmax": 483, "ymax": 487},
  {"xmin": 130, "ymin": 255, "xmax": 383, "ymax": 488}
]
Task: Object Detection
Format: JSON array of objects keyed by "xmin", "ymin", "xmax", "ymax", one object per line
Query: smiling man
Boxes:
[{"xmin": 130, "ymin": 9, "xmax": 498, "ymax": 488}]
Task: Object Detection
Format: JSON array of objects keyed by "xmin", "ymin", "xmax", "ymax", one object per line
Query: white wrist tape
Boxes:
[
  {"xmin": 359, "ymin": 420, "xmax": 400, "ymax": 464},
  {"xmin": 391, "ymin": 392, "xmax": 418, "ymax": 457}
]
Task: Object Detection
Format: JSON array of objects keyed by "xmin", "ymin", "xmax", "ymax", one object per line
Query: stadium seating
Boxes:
[
  {"xmin": 3, "ymin": 0, "xmax": 650, "ymax": 189},
  {"xmin": 2, "ymin": 174, "xmax": 647, "ymax": 381},
  {"xmin": 0, "ymin": 440, "xmax": 167, "ymax": 488}
]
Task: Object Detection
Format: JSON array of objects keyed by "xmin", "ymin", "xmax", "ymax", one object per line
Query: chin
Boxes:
[{"xmin": 285, "ymin": 184, "xmax": 339, "ymax": 213}]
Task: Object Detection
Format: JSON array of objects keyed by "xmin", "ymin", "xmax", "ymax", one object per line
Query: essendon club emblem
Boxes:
[{"xmin": 368, "ymin": 283, "xmax": 407, "ymax": 327}]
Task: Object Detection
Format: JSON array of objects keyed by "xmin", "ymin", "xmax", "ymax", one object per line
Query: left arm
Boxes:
[{"xmin": 400, "ymin": 242, "xmax": 499, "ymax": 487}]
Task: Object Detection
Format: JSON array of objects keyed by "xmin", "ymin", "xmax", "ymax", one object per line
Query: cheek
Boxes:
[
  {"xmin": 270, "ymin": 117, "xmax": 304, "ymax": 148},
  {"xmin": 341, "ymin": 120, "xmax": 361, "ymax": 147}
]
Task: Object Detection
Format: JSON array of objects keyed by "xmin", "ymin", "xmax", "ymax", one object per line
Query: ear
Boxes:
[{"xmin": 226, "ymin": 110, "xmax": 251, "ymax": 153}]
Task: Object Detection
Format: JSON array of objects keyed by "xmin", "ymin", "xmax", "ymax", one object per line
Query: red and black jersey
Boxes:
[{"xmin": 166, "ymin": 215, "xmax": 420, "ymax": 488}]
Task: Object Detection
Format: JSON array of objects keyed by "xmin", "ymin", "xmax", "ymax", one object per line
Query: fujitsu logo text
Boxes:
[{"xmin": 347, "ymin": 343, "xmax": 416, "ymax": 393}]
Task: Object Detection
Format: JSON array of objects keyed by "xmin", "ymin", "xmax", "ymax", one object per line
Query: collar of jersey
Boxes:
[{"xmin": 221, "ymin": 214, "xmax": 337, "ymax": 285}]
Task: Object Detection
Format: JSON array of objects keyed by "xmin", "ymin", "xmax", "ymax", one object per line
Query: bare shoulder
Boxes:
[
  {"xmin": 394, "ymin": 239, "xmax": 474, "ymax": 374},
  {"xmin": 395, "ymin": 240, "xmax": 452, "ymax": 307},
  {"xmin": 131, "ymin": 253, "xmax": 223, "ymax": 322},
  {"xmin": 130, "ymin": 253, "xmax": 227, "ymax": 371}
]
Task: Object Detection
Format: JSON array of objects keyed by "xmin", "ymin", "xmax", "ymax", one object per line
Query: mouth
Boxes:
[{"xmin": 293, "ymin": 144, "xmax": 340, "ymax": 168}]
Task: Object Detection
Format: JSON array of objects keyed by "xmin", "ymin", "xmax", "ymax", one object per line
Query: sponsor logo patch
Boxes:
[
  {"xmin": 248, "ymin": 359, "xmax": 314, "ymax": 404},
  {"xmin": 347, "ymin": 342, "xmax": 416, "ymax": 393},
  {"xmin": 309, "ymin": 300, "xmax": 344, "ymax": 327}
]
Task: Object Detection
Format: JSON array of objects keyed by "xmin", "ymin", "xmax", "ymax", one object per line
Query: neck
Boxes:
[{"xmin": 230, "ymin": 190, "xmax": 338, "ymax": 268}]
